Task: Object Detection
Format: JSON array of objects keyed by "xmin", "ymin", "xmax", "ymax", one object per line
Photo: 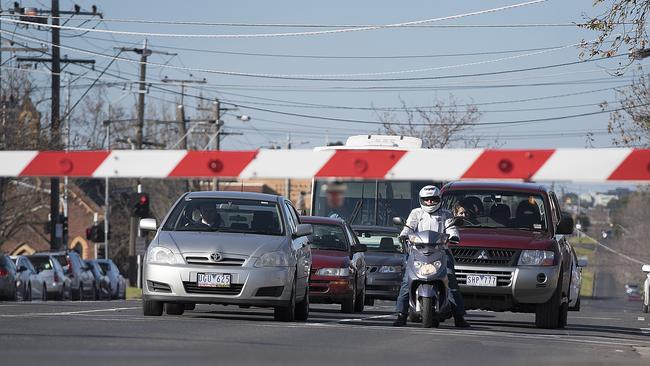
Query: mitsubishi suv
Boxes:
[
  {"xmin": 441, "ymin": 181, "xmax": 575, "ymax": 329},
  {"xmin": 140, "ymin": 192, "xmax": 313, "ymax": 322}
]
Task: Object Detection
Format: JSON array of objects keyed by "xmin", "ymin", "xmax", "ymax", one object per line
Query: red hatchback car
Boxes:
[{"xmin": 300, "ymin": 216, "xmax": 367, "ymax": 313}]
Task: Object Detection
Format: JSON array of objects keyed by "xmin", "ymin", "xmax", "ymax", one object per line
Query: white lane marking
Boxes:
[
  {"xmin": 572, "ymin": 317, "xmax": 622, "ymax": 321},
  {"xmin": 339, "ymin": 314, "xmax": 393, "ymax": 323},
  {"xmin": 641, "ymin": 328, "xmax": 650, "ymax": 335},
  {"xmin": 0, "ymin": 307, "xmax": 139, "ymax": 317},
  {"xmin": 638, "ymin": 317, "xmax": 646, "ymax": 321}
]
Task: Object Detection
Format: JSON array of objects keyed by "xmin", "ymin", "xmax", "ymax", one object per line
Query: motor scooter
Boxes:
[{"xmin": 393, "ymin": 216, "xmax": 462, "ymax": 328}]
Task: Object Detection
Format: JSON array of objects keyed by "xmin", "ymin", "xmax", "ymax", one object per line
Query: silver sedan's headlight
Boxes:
[
  {"xmin": 146, "ymin": 246, "xmax": 177, "ymax": 265},
  {"xmin": 378, "ymin": 265, "xmax": 402, "ymax": 273},
  {"xmin": 518, "ymin": 250, "xmax": 555, "ymax": 266},
  {"xmin": 254, "ymin": 251, "xmax": 289, "ymax": 268},
  {"xmin": 316, "ymin": 268, "xmax": 350, "ymax": 277}
]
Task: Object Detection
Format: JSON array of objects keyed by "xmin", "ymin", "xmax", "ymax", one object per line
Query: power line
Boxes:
[{"xmin": 0, "ymin": 1, "xmax": 547, "ymax": 39}]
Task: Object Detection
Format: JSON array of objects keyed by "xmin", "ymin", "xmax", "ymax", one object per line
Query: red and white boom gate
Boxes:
[{"xmin": 0, "ymin": 148, "xmax": 649, "ymax": 182}]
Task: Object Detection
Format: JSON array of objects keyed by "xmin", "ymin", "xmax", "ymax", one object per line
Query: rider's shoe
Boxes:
[
  {"xmin": 454, "ymin": 315, "xmax": 471, "ymax": 328},
  {"xmin": 393, "ymin": 313, "xmax": 407, "ymax": 327}
]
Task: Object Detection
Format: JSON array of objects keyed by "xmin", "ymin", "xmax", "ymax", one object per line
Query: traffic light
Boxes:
[
  {"xmin": 85, "ymin": 222, "xmax": 106, "ymax": 242},
  {"xmin": 131, "ymin": 192, "xmax": 150, "ymax": 218}
]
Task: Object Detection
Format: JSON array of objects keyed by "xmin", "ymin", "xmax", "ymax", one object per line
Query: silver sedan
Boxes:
[{"xmin": 140, "ymin": 191, "xmax": 312, "ymax": 322}]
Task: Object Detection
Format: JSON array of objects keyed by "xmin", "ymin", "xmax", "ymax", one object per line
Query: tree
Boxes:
[
  {"xmin": 602, "ymin": 67, "xmax": 650, "ymax": 147},
  {"xmin": 581, "ymin": 0, "xmax": 650, "ymax": 61},
  {"xmin": 376, "ymin": 96, "xmax": 493, "ymax": 148}
]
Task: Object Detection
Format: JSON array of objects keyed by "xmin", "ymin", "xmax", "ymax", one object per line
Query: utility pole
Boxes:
[
  {"xmin": 13, "ymin": 2, "xmax": 99, "ymax": 251},
  {"xmin": 118, "ymin": 41, "xmax": 176, "ymax": 149},
  {"xmin": 161, "ymin": 76, "xmax": 206, "ymax": 150}
]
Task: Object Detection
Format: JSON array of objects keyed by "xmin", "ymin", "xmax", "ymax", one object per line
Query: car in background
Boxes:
[
  {"xmin": 49, "ymin": 251, "xmax": 96, "ymax": 300},
  {"xmin": 441, "ymin": 181, "xmax": 576, "ymax": 329},
  {"xmin": 13, "ymin": 255, "xmax": 46, "ymax": 301},
  {"xmin": 141, "ymin": 192, "xmax": 313, "ymax": 321},
  {"xmin": 625, "ymin": 283, "xmax": 642, "ymax": 301},
  {"xmin": 301, "ymin": 216, "xmax": 367, "ymax": 313},
  {"xmin": 568, "ymin": 246, "xmax": 586, "ymax": 311},
  {"xmin": 0, "ymin": 253, "xmax": 18, "ymax": 301},
  {"xmin": 97, "ymin": 259, "xmax": 127, "ymax": 299},
  {"xmin": 353, "ymin": 225, "xmax": 405, "ymax": 306},
  {"xmin": 85, "ymin": 260, "xmax": 111, "ymax": 300},
  {"xmin": 642, "ymin": 265, "xmax": 650, "ymax": 313},
  {"xmin": 27, "ymin": 254, "xmax": 71, "ymax": 300}
]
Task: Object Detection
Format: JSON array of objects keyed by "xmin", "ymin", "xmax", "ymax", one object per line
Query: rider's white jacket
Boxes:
[{"xmin": 400, "ymin": 208, "xmax": 459, "ymax": 247}]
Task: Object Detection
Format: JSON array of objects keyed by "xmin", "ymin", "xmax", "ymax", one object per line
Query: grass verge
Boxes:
[{"xmin": 127, "ymin": 286, "xmax": 142, "ymax": 300}]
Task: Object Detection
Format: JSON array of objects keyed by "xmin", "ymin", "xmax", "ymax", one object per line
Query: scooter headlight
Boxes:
[{"xmin": 414, "ymin": 260, "xmax": 442, "ymax": 276}]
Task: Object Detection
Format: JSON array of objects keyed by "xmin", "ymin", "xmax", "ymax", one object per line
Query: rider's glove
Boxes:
[{"xmin": 399, "ymin": 235, "xmax": 408, "ymax": 245}]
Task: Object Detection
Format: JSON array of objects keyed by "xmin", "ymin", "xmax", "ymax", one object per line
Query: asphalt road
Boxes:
[{"xmin": 1, "ymin": 297, "xmax": 649, "ymax": 366}]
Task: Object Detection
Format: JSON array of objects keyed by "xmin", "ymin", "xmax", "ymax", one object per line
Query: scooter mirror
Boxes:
[{"xmin": 392, "ymin": 217, "xmax": 405, "ymax": 226}]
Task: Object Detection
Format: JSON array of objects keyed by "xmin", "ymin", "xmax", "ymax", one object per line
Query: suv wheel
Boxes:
[
  {"xmin": 275, "ymin": 280, "xmax": 296, "ymax": 322},
  {"xmin": 165, "ymin": 303, "xmax": 185, "ymax": 316},
  {"xmin": 143, "ymin": 299, "xmax": 163, "ymax": 316},
  {"xmin": 340, "ymin": 282, "xmax": 355, "ymax": 314},
  {"xmin": 535, "ymin": 273, "xmax": 563, "ymax": 329},
  {"xmin": 42, "ymin": 285, "xmax": 47, "ymax": 301},
  {"xmin": 643, "ymin": 304, "xmax": 649, "ymax": 313},
  {"xmin": 73, "ymin": 285, "xmax": 82, "ymax": 301}
]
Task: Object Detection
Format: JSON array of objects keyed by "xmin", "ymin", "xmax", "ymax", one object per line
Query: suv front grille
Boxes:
[
  {"xmin": 451, "ymin": 247, "xmax": 518, "ymax": 266},
  {"xmin": 455, "ymin": 269, "xmax": 513, "ymax": 287},
  {"xmin": 182, "ymin": 282, "xmax": 243, "ymax": 295}
]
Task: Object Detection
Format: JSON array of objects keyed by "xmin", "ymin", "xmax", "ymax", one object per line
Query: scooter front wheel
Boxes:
[{"xmin": 422, "ymin": 297, "xmax": 439, "ymax": 328}]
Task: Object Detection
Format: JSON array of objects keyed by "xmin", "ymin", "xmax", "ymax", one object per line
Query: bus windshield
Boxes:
[{"xmin": 312, "ymin": 180, "xmax": 438, "ymax": 226}]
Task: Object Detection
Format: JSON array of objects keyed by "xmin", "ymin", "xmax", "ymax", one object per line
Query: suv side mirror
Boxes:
[
  {"xmin": 577, "ymin": 258, "xmax": 588, "ymax": 268},
  {"xmin": 556, "ymin": 216, "xmax": 574, "ymax": 235},
  {"xmin": 642, "ymin": 264, "xmax": 650, "ymax": 273},
  {"xmin": 139, "ymin": 218, "xmax": 157, "ymax": 231},
  {"xmin": 352, "ymin": 244, "xmax": 367, "ymax": 253},
  {"xmin": 294, "ymin": 224, "xmax": 313, "ymax": 238},
  {"xmin": 392, "ymin": 217, "xmax": 405, "ymax": 226},
  {"xmin": 16, "ymin": 265, "xmax": 27, "ymax": 272}
]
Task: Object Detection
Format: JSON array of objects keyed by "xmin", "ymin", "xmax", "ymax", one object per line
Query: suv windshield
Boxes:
[
  {"xmin": 163, "ymin": 197, "xmax": 284, "ymax": 236},
  {"xmin": 308, "ymin": 224, "xmax": 349, "ymax": 251},
  {"xmin": 356, "ymin": 231, "xmax": 402, "ymax": 253},
  {"xmin": 442, "ymin": 190, "xmax": 548, "ymax": 231}
]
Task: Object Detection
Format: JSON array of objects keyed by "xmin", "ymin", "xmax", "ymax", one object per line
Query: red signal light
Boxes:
[{"xmin": 139, "ymin": 195, "xmax": 148, "ymax": 204}]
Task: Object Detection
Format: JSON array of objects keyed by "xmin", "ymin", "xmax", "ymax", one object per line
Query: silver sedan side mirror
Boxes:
[{"xmin": 139, "ymin": 218, "xmax": 157, "ymax": 231}]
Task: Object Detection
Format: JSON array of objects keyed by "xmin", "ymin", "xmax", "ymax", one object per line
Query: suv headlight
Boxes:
[
  {"xmin": 518, "ymin": 250, "xmax": 555, "ymax": 266},
  {"xmin": 316, "ymin": 268, "xmax": 350, "ymax": 277},
  {"xmin": 414, "ymin": 261, "xmax": 442, "ymax": 276},
  {"xmin": 146, "ymin": 246, "xmax": 177, "ymax": 265},
  {"xmin": 378, "ymin": 265, "xmax": 402, "ymax": 273},
  {"xmin": 254, "ymin": 251, "xmax": 289, "ymax": 268}
]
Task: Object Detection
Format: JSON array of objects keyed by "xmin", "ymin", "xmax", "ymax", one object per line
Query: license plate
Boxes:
[
  {"xmin": 197, "ymin": 273, "xmax": 231, "ymax": 288},
  {"xmin": 466, "ymin": 274, "xmax": 497, "ymax": 287}
]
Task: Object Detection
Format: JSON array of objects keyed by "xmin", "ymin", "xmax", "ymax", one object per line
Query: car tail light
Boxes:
[
  {"xmin": 0, "ymin": 268, "xmax": 8, "ymax": 277},
  {"xmin": 53, "ymin": 272, "xmax": 60, "ymax": 283}
]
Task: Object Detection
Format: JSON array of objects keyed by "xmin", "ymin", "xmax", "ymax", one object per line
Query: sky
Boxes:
[{"xmin": 0, "ymin": 0, "xmax": 645, "ymax": 192}]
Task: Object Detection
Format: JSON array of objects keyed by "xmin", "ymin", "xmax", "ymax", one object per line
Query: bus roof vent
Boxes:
[{"xmin": 345, "ymin": 135, "xmax": 422, "ymax": 149}]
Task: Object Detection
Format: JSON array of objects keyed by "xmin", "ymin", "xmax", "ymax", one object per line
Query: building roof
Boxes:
[
  {"xmin": 186, "ymin": 191, "xmax": 283, "ymax": 202},
  {"xmin": 299, "ymin": 215, "xmax": 346, "ymax": 226},
  {"xmin": 443, "ymin": 181, "xmax": 549, "ymax": 194}
]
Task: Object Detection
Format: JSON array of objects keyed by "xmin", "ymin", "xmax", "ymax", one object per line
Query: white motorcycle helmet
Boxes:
[{"xmin": 419, "ymin": 185, "xmax": 442, "ymax": 213}]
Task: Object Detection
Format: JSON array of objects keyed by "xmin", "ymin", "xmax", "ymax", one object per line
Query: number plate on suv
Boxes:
[{"xmin": 466, "ymin": 274, "xmax": 497, "ymax": 287}]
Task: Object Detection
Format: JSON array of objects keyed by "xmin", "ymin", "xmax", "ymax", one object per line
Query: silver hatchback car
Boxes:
[{"xmin": 140, "ymin": 192, "xmax": 313, "ymax": 321}]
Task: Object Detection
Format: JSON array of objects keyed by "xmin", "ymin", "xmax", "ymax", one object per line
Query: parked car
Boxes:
[
  {"xmin": 140, "ymin": 192, "xmax": 313, "ymax": 321},
  {"xmin": 626, "ymin": 283, "xmax": 642, "ymax": 301},
  {"xmin": 568, "ymin": 247, "xmax": 587, "ymax": 311},
  {"xmin": 97, "ymin": 259, "xmax": 127, "ymax": 299},
  {"xmin": 353, "ymin": 225, "xmax": 405, "ymax": 306},
  {"xmin": 642, "ymin": 265, "xmax": 650, "ymax": 313},
  {"xmin": 301, "ymin": 216, "xmax": 367, "ymax": 313},
  {"xmin": 27, "ymin": 254, "xmax": 71, "ymax": 300},
  {"xmin": 85, "ymin": 260, "xmax": 111, "ymax": 300},
  {"xmin": 49, "ymin": 251, "xmax": 96, "ymax": 300},
  {"xmin": 441, "ymin": 181, "xmax": 576, "ymax": 329},
  {"xmin": 0, "ymin": 253, "xmax": 18, "ymax": 301},
  {"xmin": 12, "ymin": 255, "xmax": 46, "ymax": 301}
]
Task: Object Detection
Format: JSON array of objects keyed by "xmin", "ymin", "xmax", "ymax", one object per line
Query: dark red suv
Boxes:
[
  {"xmin": 300, "ymin": 216, "xmax": 367, "ymax": 313},
  {"xmin": 441, "ymin": 181, "xmax": 575, "ymax": 329}
]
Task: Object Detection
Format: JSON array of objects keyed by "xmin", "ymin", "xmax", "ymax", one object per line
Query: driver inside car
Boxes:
[{"xmin": 393, "ymin": 185, "xmax": 470, "ymax": 328}]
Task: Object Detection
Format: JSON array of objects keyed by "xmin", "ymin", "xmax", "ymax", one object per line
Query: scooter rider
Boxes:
[{"xmin": 393, "ymin": 185, "xmax": 470, "ymax": 328}]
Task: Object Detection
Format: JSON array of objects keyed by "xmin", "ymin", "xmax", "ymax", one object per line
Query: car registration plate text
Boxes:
[
  {"xmin": 197, "ymin": 273, "xmax": 231, "ymax": 288},
  {"xmin": 466, "ymin": 274, "xmax": 497, "ymax": 287}
]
